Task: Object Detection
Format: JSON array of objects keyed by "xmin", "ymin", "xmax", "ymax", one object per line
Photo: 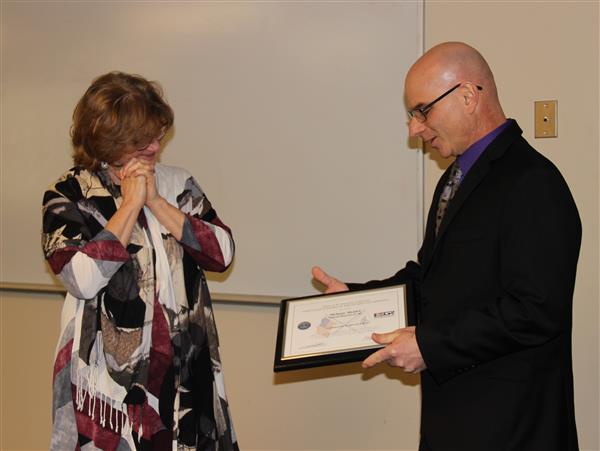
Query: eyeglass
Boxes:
[
  {"xmin": 136, "ymin": 129, "xmax": 166, "ymax": 152},
  {"xmin": 408, "ymin": 83, "xmax": 483, "ymax": 123}
]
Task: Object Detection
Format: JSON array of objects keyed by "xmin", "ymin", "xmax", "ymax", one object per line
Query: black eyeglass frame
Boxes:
[{"xmin": 408, "ymin": 83, "xmax": 483, "ymax": 122}]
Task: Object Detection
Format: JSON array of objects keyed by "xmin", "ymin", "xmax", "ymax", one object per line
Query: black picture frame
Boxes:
[{"xmin": 273, "ymin": 282, "xmax": 414, "ymax": 372}]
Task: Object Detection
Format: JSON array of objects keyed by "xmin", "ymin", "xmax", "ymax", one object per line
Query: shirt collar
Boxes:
[{"xmin": 457, "ymin": 119, "xmax": 513, "ymax": 178}]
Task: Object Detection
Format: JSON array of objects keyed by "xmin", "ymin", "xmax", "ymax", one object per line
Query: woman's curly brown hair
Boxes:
[{"xmin": 71, "ymin": 71, "xmax": 174, "ymax": 171}]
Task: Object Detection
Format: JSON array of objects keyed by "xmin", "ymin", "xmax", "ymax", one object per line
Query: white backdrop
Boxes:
[{"xmin": 1, "ymin": 1, "xmax": 423, "ymax": 298}]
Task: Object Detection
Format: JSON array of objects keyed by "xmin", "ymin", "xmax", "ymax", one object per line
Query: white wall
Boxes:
[{"xmin": 0, "ymin": 1, "xmax": 422, "ymax": 298}]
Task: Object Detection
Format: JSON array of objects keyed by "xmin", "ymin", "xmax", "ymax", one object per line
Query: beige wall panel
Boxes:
[
  {"xmin": 424, "ymin": 2, "xmax": 599, "ymax": 450},
  {"xmin": 214, "ymin": 302, "xmax": 421, "ymax": 450},
  {"xmin": 0, "ymin": 292, "xmax": 62, "ymax": 450},
  {"xmin": 0, "ymin": 295, "xmax": 422, "ymax": 450}
]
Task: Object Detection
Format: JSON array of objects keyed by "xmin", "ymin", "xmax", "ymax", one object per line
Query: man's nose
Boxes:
[{"xmin": 408, "ymin": 116, "xmax": 426, "ymax": 138}]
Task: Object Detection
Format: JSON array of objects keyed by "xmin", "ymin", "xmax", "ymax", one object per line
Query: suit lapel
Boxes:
[{"xmin": 421, "ymin": 121, "xmax": 523, "ymax": 275}]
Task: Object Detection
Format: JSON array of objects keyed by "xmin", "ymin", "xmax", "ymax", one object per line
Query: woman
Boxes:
[{"xmin": 42, "ymin": 72, "xmax": 238, "ymax": 450}]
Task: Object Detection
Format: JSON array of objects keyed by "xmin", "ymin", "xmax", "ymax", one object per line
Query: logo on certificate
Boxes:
[
  {"xmin": 374, "ymin": 310, "xmax": 395, "ymax": 318},
  {"xmin": 297, "ymin": 321, "xmax": 311, "ymax": 330}
]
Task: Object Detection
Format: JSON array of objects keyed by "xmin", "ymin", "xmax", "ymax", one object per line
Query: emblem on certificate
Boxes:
[{"xmin": 273, "ymin": 284, "xmax": 413, "ymax": 372}]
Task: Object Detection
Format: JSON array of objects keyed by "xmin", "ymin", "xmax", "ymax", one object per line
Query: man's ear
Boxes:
[{"xmin": 462, "ymin": 83, "xmax": 480, "ymax": 114}]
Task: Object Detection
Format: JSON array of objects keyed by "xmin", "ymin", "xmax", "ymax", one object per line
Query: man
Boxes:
[{"xmin": 312, "ymin": 42, "xmax": 581, "ymax": 451}]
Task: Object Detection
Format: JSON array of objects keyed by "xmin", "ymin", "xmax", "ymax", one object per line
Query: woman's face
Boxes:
[{"xmin": 114, "ymin": 131, "xmax": 165, "ymax": 168}]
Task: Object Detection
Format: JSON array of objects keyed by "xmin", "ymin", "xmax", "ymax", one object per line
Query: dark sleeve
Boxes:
[
  {"xmin": 347, "ymin": 260, "xmax": 422, "ymax": 326},
  {"xmin": 416, "ymin": 166, "xmax": 581, "ymax": 383}
]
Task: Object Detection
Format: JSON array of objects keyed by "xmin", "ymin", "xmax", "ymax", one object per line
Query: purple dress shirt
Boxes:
[{"xmin": 457, "ymin": 119, "xmax": 513, "ymax": 181}]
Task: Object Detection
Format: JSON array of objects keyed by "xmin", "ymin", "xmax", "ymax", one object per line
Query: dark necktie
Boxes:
[{"xmin": 435, "ymin": 161, "xmax": 462, "ymax": 235}]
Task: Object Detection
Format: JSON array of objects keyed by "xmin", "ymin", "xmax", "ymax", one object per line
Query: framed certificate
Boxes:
[{"xmin": 273, "ymin": 284, "xmax": 413, "ymax": 372}]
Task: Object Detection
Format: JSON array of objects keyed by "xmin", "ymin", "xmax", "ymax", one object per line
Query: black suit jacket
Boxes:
[{"xmin": 349, "ymin": 121, "xmax": 581, "ymax": 451}]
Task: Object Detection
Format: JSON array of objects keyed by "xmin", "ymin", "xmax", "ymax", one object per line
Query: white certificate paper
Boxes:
[{"xmin": 281, "ymin": 286, "xmax": 406, "ymax": 360}]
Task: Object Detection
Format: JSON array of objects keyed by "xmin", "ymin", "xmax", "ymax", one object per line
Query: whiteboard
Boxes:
[{"xmin": 1, "ymin": 1, "xmax": 422, "ymax": 298}]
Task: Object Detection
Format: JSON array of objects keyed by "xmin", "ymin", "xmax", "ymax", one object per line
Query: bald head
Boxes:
[
  {"xmin": 411, "ymin": 43, "xmax": 494, "ymax": 88},
  {"xmin": 405, "ymin": 42, "xmax": 506, "ymax": 157}
]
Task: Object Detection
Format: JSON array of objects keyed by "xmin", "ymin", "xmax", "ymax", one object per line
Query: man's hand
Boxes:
[
  {"xmin": 311, "ymin": 266, "xmax": 349, "ymax": 294},
  {"xmin": 362, "ymin": 326, "xmax": 426, "ymax": 373}
]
